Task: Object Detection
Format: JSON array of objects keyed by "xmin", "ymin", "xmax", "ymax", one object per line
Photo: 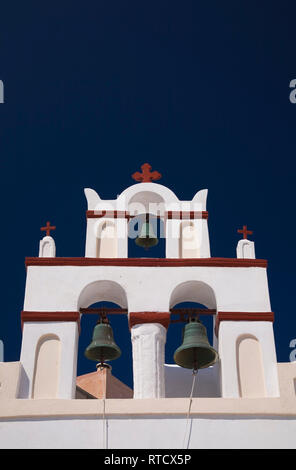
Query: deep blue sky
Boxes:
[{"xmin": 0, "ymin": 1, "xmax": 295, "ymax": 389}]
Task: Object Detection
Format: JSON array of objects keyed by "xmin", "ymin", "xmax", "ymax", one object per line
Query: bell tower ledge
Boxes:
[{"xmin": 25, "ymin": 257, "xmax": 268, "ymax": 268}]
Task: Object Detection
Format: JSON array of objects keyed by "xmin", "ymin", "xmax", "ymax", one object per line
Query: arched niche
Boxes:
[
  {"xmin": 127, "ymin": 212, "xmax": 165, "ymax": 258},
  {"xmin": 127, "ymin": 191, "xmax": 166, "ymax": 258},
  {"xmin": 179, "ymin": 221, "xmax": 200, "ymax": 258},
  {"xmin": 76, "ymin": 280, "xmax": 131, "ymax": 389},
  {"xmin": 167, "ymin": 281, "xmax": 218, "ymax": 391},
  {"xmin": 96, "ymin": 220, "xmax": 117, "ymax": 258},
  {"xmin": 78, "ymin": 301, "xmax": 132, "ymax": 386},
  {"xmin": 118, "ymin": 184, "xmax": 178, "ymax": 259},
  {"xmin": 236, "ymin": 335, "xmax": 266, "ymax": 397},
  {"xmin": 32, "ymin": 334, "xmax": 61, "ymax": 399}
]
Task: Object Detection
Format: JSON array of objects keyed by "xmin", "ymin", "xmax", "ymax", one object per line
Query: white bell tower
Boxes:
[
  {"xmin": 1, "ymin": 162, "xmax": 296, "ymax": 449},
  {"xmin": 17, "ymin": 163, "xmax": 281, "ymax": 401}
]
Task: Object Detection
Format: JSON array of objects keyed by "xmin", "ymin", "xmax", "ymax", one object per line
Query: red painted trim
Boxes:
[
  {"xmin": 25, "ymin": 257, "xmax": 268, "ymax": 268},
  {"xmin": 86, "ymin": 210, "xmax": 209, "ymax": 220},
  {"xmin": 129, "ymin": 312, "xmax": 170, "ymax": 329},
  {"xmin": 166, "ymin": 211, "xmax": 208, "ymax": 220},
  {"xmin": 214, "ymin": 311, "xmax": 274, "ymax": 336},
  {"xmin": 86, "ymin": 210, "xmax": 130, "ymax": 219},
  {"xmin": 80, "ymin": 307, "xmax": 127, "ymax": 315},
  {"xmin": 21, "ymin": 311, "xmax": 80, "ymax": 333}
]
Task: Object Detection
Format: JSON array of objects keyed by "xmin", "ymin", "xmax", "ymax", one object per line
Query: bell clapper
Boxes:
[
  {"xmin": 193, "ymin": 347, "xmax": 198, "ymax": 373},
  {"xmin": 96, "ymin": 362, "xmax": 111, "ymax": 371}
]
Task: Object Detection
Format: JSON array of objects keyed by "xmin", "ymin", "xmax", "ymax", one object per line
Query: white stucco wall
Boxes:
[
  {"xmin": 23, "ymin": 265, "xmax": 271, "ymax": 313},
  {"xmin": 0, "ymin": 415, "xmax": 295, "ymax": 449},
  {"xmin": 164, "ymin": 364, "xmax": 220, "ymax": 397}
]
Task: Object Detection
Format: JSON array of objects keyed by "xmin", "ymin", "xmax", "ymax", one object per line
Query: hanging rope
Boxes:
[
  {"xmin": 182, "ymin": 369, "xmax": 198, "ymax": 450},
  {"xmin": 102, "ymin": 396, "xmax": 107, "ymax": 449},
  {"xmin": 97, "ymin": 362, "xmax": 108, "ymax": 450}
]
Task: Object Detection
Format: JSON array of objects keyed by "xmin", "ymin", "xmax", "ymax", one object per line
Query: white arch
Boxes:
[
  {"xmin": 77, "ymin": 280, "xmax": 128, "ymax": 310},
  {"xmin": 118, "ymin": 182, "xmax": 179, "ymax": 208},
  {"xmin": 169, "ymin": 280, "xmax": 217, "ymax": 309},
  {"xmin": 128, "ymin": 192, "xmax": 165, "ymax": 217}
]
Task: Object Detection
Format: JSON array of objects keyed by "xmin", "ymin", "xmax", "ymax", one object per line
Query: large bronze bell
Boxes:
[
  {"xmin": 135, "ymin": 215, "xmax": 158, "ymax": 249},
  {"xmin": 84, "ymin": 318, "xmax": 121, "ymax": 364},
  {"xmin": 174, "ymin": 319, "xmax": 219, "ymax": 370}
]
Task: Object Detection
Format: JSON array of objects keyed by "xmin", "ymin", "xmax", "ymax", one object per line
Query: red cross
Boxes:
[
  {"xmin": 237, "ymin": 225, "xmax": 253, "ymax": 239},
  {"xmin": 132, "ymin": 163, "xmax": 162, "ymax": 183},
  {"xmin": 40, "ymin": 221, "xmax": 56, "ymax": 237}
]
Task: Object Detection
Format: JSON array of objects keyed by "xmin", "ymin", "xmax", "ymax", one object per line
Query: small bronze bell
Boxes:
[
  {"xmin": 84, "ymin": 318, "xmax": 121, "ymax": 364},
  {"xmin": 174, "ymin": 319, "xmax": 219, "ymax": 370},
  {"xmin": 135, "ymin": 215, "xmax": 158, "ymax": 249}
]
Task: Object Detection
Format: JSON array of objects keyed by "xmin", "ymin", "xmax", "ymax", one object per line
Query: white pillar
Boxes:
[
  {"xmin": 165, "ymin": 219, "xmax": 180, "ymax": 258},
  {"xmin": 200, "ymin": 218, "xmax": 211, "ymax": 257},
  {"xmin": 131, "ymin": 323, "xmax": 167, "ymax": 399},
  {"xmin": 85, "ymin": 218, "xmax": 97, "ymax": 257},
  {"xmin": 116, "ymin": 218, "xmax": 128, "ymax": 257}
]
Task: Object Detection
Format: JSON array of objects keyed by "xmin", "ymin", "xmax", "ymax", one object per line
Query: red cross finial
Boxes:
[
  {"xmin": 40, "ymin": 221, "xmax": 56, "ymax": 237},
  {"xmin": 237, "ymin": 225, "xmax": 253, "ymax": 240},
  {"xmin": 132, "ymin": 163, "xmax": 162, "ymax": 183}
]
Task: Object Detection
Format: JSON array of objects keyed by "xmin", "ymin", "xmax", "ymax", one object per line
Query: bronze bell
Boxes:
[
  {"xmin": 174, "ymin": 318, "xmax": 219, "ymax": 370},
  {"xmin": 84, "ymin": 318, "xmax": 121, "ymax": 364},
  {"xmin": 135, "ymin": 215, "xmax": 158, "ymax": 249}
]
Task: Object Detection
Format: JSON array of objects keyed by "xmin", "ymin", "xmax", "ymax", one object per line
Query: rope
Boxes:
[
  {"xmin": 97, "ymin": 362, "xmax": 108, "ymax": 449},
  {"xmin": 102, "ymin": 396, "xmax": 107, "ymax": 449},
  {"xmin": 182, "ymin": 369, "xmax": 198, "ymax": 450}
]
